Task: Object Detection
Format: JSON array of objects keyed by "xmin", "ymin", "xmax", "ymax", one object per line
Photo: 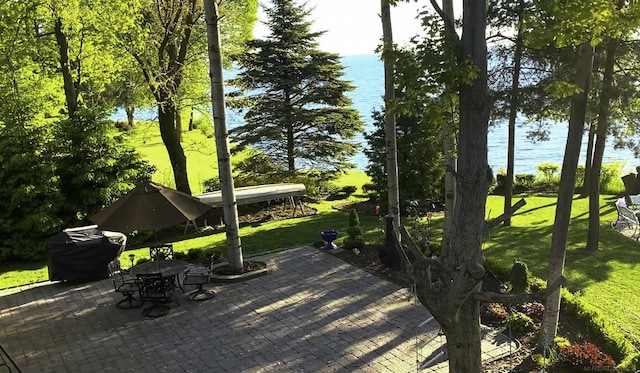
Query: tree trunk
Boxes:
[
  {"xmin": 586, "ymin": 38, "xmax": 618, "ymax": 251},
  {"xmin": 444, "ymin": 300, "xmax": 483, "ymax": 371},
  {"xmin": 542, "ymin": 42, "xmax": 593, "ymax": 345},
  {"xmin": 188, "ymin": 108, "xmax": 194, "ymax": 131},
  {"xmin": 381, "ymin": 0, "xmax": 400, "ymax": 229},
  {"xmin": 125, "ymin": 106, "xmax": 135, "ymax": 128},
  {"xmin": 204, "ymin": 0, "xmax": 243, "ymax": 273},
  {"xmin": 54, "ymin": 18, "xmax": 78, "ymax": 117},
  {"xmin": 175, "ymin": 109, "xmax": 183, "ymax": 142},
  {"xmin": 581, "ymin": 123, "xmax": 595, "ymax": 197},
  {"xmin": 503, "ymin": 7, "xmax": 524, "ymax": 227},
  {"xmin": 157, "ymin": 100, "xmax": 191, "ymax": 194},
  {"xmin": 441, "ymin": 0, "xmax": 457, "ymax": 252},
  {"xmin": 415, "ymin": 0, "xmax": 490, "ymax": 371}
]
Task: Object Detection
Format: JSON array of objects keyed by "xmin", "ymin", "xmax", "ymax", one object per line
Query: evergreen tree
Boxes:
[
  {"xmin": 365, "ymin": 101, "xmax": 444, "ymax": 211},
  {"xmin": 229, "ymin": 0, "xmax": 363, "ymax": 175}
]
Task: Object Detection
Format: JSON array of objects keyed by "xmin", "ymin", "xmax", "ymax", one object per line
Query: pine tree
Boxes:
[
  {"xmin": 229, "ymin": 0, "xmax": 363, "ymax": 175},
  {"xmin": 364, "ymin": 102, "xmax": 445, "ymax": 210}
]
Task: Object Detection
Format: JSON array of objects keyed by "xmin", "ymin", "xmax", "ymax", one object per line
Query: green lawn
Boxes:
[
  {"xmin": 125, "ymin": 121, "xmax": 220, "ymax": 194},
  {"xmin": 484, "ymin": 194, "xmax": 640, "ymax": 348}
]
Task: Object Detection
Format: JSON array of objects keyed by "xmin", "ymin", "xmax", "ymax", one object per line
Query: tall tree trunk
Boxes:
[
  {"xmin": 157, "ymin": 100, "xmax": 191, "ymax": 194},
  {"xmin": 125, "ymin": 106, "xmax": 135, "ymax": 128},
  {"xmin": 204, "ymin": 0, "xmax": 243, "ymax": 273},
  {"xmin": 416, "ymin": 0, "xmax": 490, "ymax": 371},
  {"xmin": 188, "ymin": 108, "xmax": 194, "ymax": 131},
  {"xmin": 542, "ymin": 42, "xmax": 594, "ymax": 345},
  {"xmin": 503, "ymin": 5, "xmax": 524, "ymax": 227},
  {"xmin": 441, "ymin": 0, "xmax": 457, "ymax": 252},
  {"xmin": 381, "ymin": 0, "xmax": 400, "ymax": 228},
  {"xmin": 581, "ymin": 123, "xmax": 595, "ymax": 197},
  {"xmin": 54, "ymin": 18, "xmax": 78, "ymax": 117},
  {"xmin": 586, "ymin": 38, "xmax": 618, "ymax": 251},
  {"xmin": 175, "ymin": 109, "xmax": 183, "ymax": 142}
]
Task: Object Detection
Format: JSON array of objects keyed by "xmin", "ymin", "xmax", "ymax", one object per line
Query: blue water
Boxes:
[
  {"xmin": 338, "ymin": 54, "xmax": 638, "ymax": 175},
  {"xmin": 114, "ymin": 54, "xmax": 639, "ymax": 175}
]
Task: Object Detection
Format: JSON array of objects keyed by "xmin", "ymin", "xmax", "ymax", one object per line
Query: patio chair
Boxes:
[
  {"xmin": 149, "ymin": 244, "xmax": 174, "ymax": 262},
  {"xmin": 107, "ymin": 260, "xmax": 141, "ymax": 309},
  {"xmin": 182, "ymin": 264, "xmax": 214, "ymax": 301},
  {"xmin": 136, "ymin": 273, "xmax": 176, "ymax": 317}
]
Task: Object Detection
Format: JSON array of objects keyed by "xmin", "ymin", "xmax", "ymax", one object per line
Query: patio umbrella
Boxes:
[{"xmin": 90, "ymin": 181, "xmax": 212, "ymax": 234}]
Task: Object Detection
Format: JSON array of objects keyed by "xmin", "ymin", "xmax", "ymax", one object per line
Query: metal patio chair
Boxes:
[
  {"xmin": 149, "ymin": 244, "xmax": 174, "ymax": 262},
  {"xmin": 107, "ymin": 260, "xmax": 141, "ymax": 309},
  {"xmin": 182, "ymin": 264, "xmax": 214, "ymax": 301},
  {"xmin": 136, "ymin": 273, "xmax": 176, "ymax": 317}
]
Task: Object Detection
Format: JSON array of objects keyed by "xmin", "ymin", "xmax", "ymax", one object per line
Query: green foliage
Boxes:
[
  {"xmin": 600, "ymin": 161, "xmax": 623, "ymax": 192},
  {"xmin": 509, "ymin": 260, "xmax": 531, "ymax": 293},
  {"xmin": 231, "ymin": 151, "xmax": 333, "ymax": 197},
  {"xmin": 202, "ymin": 177, "xmax": 221, "ymax": 193},
  {"xmin": 343, "ymin": 209, "xmax": 364, "ymax": 250},
  {"xmin": 618, "ymin": 352, "xmax": 640, "ymax": 371},
  {"xmin": 506, "ymin": 312, "xmax": 535, "ymax": 333},
  {"xmin": 555, "ymin": 336, "xmax": 572, "ymax": 349},
  {"xmin": 515, "ymin": 174, "xmax": 535, "ymax": 189},
  {"xmin": 54, "ymin": 109, "xmax": 154, "ymax": 225},
  {"xmin": 364, "ymin": 107, "xmax": 444, "ymax": 211},
  {"xmin": 536, "ymin": 162, "xmax": 560, "ymax": 185},
  {"xmin": 575, "ymin": 165, "xmax": 585, "ymax": 189},
  {"xmin": 327, "ymin": 185, "xmax": 357, "ymax": 201},
  {"xmin": 228, "ymin": 0, "xmax": 363, "ymax": 174},
  {"xmin": 0, "ymin": 107, "xmax": 61, "ymax": 261},
  {"xmin": 0, "ymin": 105, "xmax": 153, "ymax": 262}
]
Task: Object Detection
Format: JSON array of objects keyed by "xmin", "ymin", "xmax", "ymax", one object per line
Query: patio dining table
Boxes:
[{"xmin": 129, "ymin": 259, "xmax": 189, "ymax": 278}]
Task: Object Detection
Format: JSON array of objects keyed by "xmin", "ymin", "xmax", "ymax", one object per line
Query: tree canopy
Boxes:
[{"xmin": 228, "ymin": 0, "xmax": 364, "ymax": 176}]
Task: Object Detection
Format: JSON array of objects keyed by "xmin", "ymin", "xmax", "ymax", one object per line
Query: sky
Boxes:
[{"xmin": 254, "ymin": 0, "xmax": 463, "ymax": 56}]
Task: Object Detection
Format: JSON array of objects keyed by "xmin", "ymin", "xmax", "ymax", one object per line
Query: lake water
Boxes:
[
  {"xmin": 116, "ymin": 54, "xmax": 639, "ymax": 175},
  {"xmin": 337, "ymin": 54, "xmax": 638, "ymax": 175}
]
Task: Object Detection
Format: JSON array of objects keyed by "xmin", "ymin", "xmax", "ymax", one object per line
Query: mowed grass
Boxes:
[
  {"xmin": 484, "ymin": 194, "xmax": 640, "ymax": 347},
  {"xmin": 126, "ymin": 121, "xmax": 220, "ymax": 195}
]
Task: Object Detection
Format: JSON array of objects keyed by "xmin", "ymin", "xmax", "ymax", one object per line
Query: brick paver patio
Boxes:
[{"xmin": 0, "ymin": 246, "xmax": 515, "ymax": 372}]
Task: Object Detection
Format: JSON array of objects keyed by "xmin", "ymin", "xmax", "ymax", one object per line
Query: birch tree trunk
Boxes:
[
  {"xmin": 381, "ymin": 0, "xmax": 400, "ymax": 229},
  {"xmin": 542, "ymin": 42, "xmax": 594, "ymax": 343},
  {"xmin": 204, "ymin": 0, "xmax": 243, "ymax": 272},
  {"xmin": 441, "ymin": 0, "xmax": 457, "ymax": 252}
]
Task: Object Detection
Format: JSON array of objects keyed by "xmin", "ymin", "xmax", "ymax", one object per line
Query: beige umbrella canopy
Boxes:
[{"xmin": 90, "ymin": 181, "xmax": 212, "ymax": 234}]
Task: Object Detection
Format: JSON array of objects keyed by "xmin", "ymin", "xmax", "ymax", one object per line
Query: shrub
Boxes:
[
  {"xmin": 506, "ymin": 312, "xmax": 534, "ymax": 333},
  {"xmin": 327, "ymin": 185, "xmax": 357, "ymax": 200},
  {"xmin": 515, "ymin": 173, "xmax": 535, "ymax": 189},
  {"xmin": 481, "ymin": 303, "xmax": 508, "ymax": 324},
  {"xmin": 343, "ymin": 209, "xmax": 365, "ymax": 250},
  {"xmin": 509, "ymin": 260, "xmax": 531, "ymax": 293},
  {"xmin": 559, "ymin": 341, "xmax": 616, "ymax": 370},
  {"xmin": 520, "ymin": 302, "xmax": 545, "ymax": 320},
  {"xmin": 537, "ymin": 162, "xmax": 560, "ymax": 185},
  {"xmin": 202, "ymin": 177, "xmax": 221, "ymax": 192}
]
